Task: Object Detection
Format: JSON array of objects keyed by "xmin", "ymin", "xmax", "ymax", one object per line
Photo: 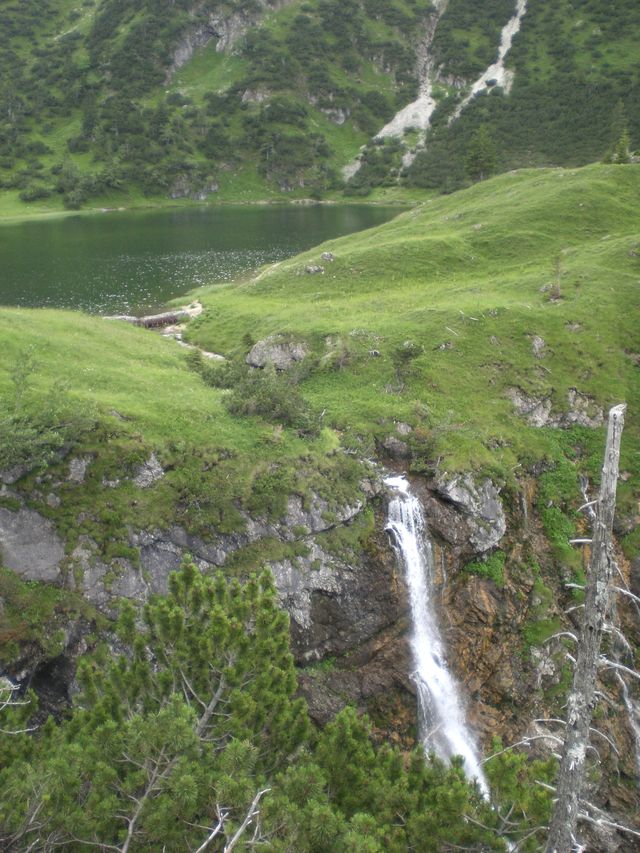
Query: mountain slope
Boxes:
[
  {"xmin": 1, "ymin": 164, "xmax": 639, "ymax": 839},
  {"xmin": 189, "ymin": 164, "xmax": 640, "ymax": 499},
  {"xmin": 1, "ymin": 0, "xmax": 639, "ymax": 210}
]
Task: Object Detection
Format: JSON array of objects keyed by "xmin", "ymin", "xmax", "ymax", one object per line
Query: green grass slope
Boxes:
[
  {"xmin": 1, "ymin": 163, "xmax": 639, "ymax": 677},
  {"xmin": 1, "ymin": 165, "xmax": 638, "ymax": 564},
  {"xmin": 187, "ymin": 164, "xmax": 640, "ymax": 518},
  {"xmin": 0, "ymin": 306, "xmax": 356, "ymax": 572},
  {"xmin": 407, "ymin": 0, "xmax": 640, "ymax": 191},
  {"xmin": 0, "ymin": 0, "xmax": 429, "ymax": 211}
]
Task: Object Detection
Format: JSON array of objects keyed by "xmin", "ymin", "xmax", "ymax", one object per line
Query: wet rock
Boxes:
[
  {"xmin": 630, "ymin": 556, "xmax": 640, "ymax": 598},
  {"xmin": 246, "ymin": 335, "xmax": 308, "ymax": 370},
  {"xmin": 270, "ymin": 530, "xmax": 402, "ymax": 661},
  {"xmin": 0, "ymin": 507, "xmax": 64, "ymax": 582},
  {"xmin": 434, "ymin": 474, "xmax": 506, "ymax": 552},
  {"xmin": 381, "ymin": 436, "xmax": 411, "ymax": 459},
  {"xmin": 133, "ymin": 453, "xmax": 165, "ymax": 489},
  {"xmin": 299, "ymin": 623, "xmax": 413, "ymax": 731}
]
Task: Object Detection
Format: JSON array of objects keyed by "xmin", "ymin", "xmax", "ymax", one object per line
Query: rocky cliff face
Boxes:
[
  {"xmin": 168, "ymin": 0, "xmax": 296, "ymax": 78},
  {"xmin": 2, "ymin": 454, "xmax": 638, "ymax": 841}
]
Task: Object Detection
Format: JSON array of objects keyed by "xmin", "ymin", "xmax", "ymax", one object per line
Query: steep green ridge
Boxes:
[
  {"xmin": 1, "ymin": 0, "xmax": 638, "ymax": 211},
  {"xmin": 408, "ymin": 0, "xmax": 640, "ymax": 191},
  {"xmin": 0, "ymin": 0, "xmax": 430, "ymax": 209},
  {"xmin": 188, "ymin": 164, "xmax": 640, "ymax": 506},
  {"xmin": 2, "ymin": 165, "xmax": 636, "ymax": 554}
]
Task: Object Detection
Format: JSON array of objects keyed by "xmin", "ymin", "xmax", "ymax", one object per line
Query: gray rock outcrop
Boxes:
[
  {"xmin": 506, "ymin": 387, "xmax": 604, "ymax": 428},
  {"xmin": 1, "ymin": 464, "xmax": 31, "ymax": 485},
  {"xmin": 271, "ymin": 534, "xmax": 401, "ymax": 661},
  {"xmin": 531, "ymin": 335, "xmax": 547, "ymax": 358},
  {"xmin": 246, "ymin": 335, "xmax": 308, "ymax": 370},
  {"xmin": 168, "ymin": 0, "xmax": 296, "ymax": 77},
  {"xmin": 68, "ymin": 456, "xmax": 91, "ymax": 483},
  {"xmin": 133, "ymin": 454, "xmax": 165, "ymax": 489},
  {"xmin": 0, "ymin": 507, "xmax": 64, "ymax": 582},
  {"xmin": 433, "ymin": 474, "xmax": 506, "ymax": 552}
]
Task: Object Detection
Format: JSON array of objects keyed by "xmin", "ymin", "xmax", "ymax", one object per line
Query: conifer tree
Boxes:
[
  {"xmin": 0, "ymin": 559, "xmax": 308, "ymax": 851},
  {"xmin": 465, "ymin": 125, "xmax": 497, "ymax": 182}
]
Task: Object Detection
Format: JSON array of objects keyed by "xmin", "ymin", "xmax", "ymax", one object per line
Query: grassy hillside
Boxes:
[
  {"xmin": 0, "ymin": 166, "xmax": 640, "ymax": 528},
  {"xmin": 185, "ymin": 164, "xmax": 640, "ymax": 529},
  {"xmin": 0, "ymin": 166, "xmax": 640, "ymax": 510},
  {"xmin": 0, "ymin": 0, "xmax": 431, "ymax": 209}
]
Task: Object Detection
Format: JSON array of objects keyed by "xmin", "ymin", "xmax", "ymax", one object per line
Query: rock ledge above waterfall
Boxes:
[{"xmin": 433, "ymin": 474, "xmax": 506, "ymax": 553}]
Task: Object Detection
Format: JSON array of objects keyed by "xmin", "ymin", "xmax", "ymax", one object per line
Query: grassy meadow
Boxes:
[
  {"xmin": 1, "ymin": 164, "xmax": 639, "ymax": 564},
  {"xmin": 185, "ymin": 165, "xmax": 639, "ymax": 490}
]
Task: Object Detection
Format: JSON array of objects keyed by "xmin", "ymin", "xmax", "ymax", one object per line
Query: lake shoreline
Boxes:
[
  {"xmin": 0, "ymin": 193, "xmax": 417, "ymax": 226},
  {"xmin": 0, "ymin": 203, "xmax": 402, "ymax": 314}
]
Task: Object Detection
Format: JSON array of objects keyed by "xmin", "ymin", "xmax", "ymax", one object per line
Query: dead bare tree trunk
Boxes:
[{"xmin": 545, "ymin": 403, "xmax": 626, "ymax": 853}]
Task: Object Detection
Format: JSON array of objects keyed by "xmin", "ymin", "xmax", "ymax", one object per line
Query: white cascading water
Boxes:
[{"xmin": 385, "ymin": 475, "xmax": 489, "ymax": 795}]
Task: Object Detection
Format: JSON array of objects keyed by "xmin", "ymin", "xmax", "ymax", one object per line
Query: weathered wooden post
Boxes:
[{"xmin": 545, "ymin": 403, "xmax": 626, "ymax": 853}]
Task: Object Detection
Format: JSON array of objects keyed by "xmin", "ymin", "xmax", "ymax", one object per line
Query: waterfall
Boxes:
[{"xmin": 385, "ymin": 475, "xmax": 488, "ymax": 795}]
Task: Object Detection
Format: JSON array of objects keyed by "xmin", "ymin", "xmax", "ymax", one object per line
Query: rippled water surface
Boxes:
[{"xmin": 0, "ymin": 205, "xmax": 399, "ymax": 314}]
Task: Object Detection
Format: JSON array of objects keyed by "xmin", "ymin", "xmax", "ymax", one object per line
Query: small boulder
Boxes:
[
  {"xmin": 133, "ymin": 454, "xmax": 165, "ymax": 489},
  {"xmin": 531, "ymin": 335, "xmax": 546, "ymax": 358},
  {"xmin": 0, "ymin": 507, "xmax": 64, "ymax": 582},
  {"xmin": 396, "ymin": 422, "xmax": 412, "ymax": 436},
  {"xmin": 321, "ymin": 252, "xmax": 335, "ymax": 262},
  {"xmin": 305, "ymin": 265, "xmax": 325, "ymax": 275},
  {"xmin": 68, "ymin": 456, "xmax": 91, "ymax": 483},
  {"xmin": 246, "ymin": 336, "xmax": 308, "ymax": 371}
]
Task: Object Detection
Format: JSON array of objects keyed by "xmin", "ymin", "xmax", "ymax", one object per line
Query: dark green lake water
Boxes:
[{"xmin": 0, "ymin": 205, "xmax": 399, "ymax": 315}]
